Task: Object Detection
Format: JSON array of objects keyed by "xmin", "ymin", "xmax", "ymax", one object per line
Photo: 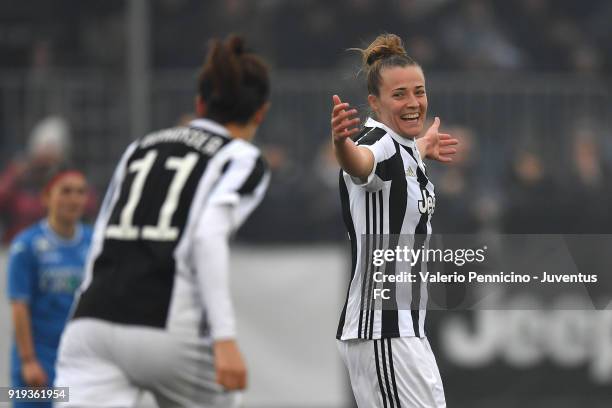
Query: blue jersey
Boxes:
[{"xmin": 7, "ymin": 220, "xmax": 92, "ymax": 381}]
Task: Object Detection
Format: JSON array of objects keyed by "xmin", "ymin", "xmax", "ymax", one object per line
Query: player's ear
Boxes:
[
  {"xmin": 252, "ymin": 102, "xmax": 270, "ymax": 125},
  {"xmin": 195, "ymin": 95, "xmax": 207, "ymax": 117},
  {"xmin": 367, "ymin": 94, "xmax": 379, "ymax": 115}
]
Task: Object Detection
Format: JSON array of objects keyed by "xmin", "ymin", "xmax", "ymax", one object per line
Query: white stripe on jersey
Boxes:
[{"xmin": 337, "ymin": 117, "xmax": 435, "ymax": 341}]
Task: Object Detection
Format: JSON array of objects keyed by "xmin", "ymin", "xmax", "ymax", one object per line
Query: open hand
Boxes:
[
  {"xmin": 331, "ymin": 95, "xmax": 361, "ymax": 144},
  {"xmin": 419, "ymin": 117, "xmax": 458, "ymax": 162}
]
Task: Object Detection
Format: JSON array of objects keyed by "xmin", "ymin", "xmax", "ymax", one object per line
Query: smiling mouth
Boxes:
[{"xmin": 400, "ymin": 112, "xmax": 420, "ymax": 123}]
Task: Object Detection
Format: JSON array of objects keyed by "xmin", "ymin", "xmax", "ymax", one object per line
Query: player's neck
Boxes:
[
  {"xmin": 48, "ymin": 216, "xmax": 76, "ymax": 239},
  {"xmin": 225, "ymin": 123, "xmax": 256, "ymax": 141}
]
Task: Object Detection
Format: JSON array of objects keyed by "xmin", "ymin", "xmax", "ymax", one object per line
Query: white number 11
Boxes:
[{"xmin": 105, "ymin": 150, "xmax": 199, "ymax": 241}]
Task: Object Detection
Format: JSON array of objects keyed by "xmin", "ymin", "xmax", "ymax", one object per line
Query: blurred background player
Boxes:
[
  {"xmin": 54, "ymin": 34, "xmax": 270, "ymax": 408},
  {"xmin": 6, "ymin": 166, "xmax": 91, "ymax": 408},
  {"xmin": 0, "ymin": 116, "xmax": 98, "ymax": 244},
  {"xmin": 332, "ymin": 34, "xmax": 457, "ymax": 407}
]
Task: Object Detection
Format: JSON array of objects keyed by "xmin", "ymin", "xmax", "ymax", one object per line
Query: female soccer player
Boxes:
[
  {"xmin": 55, "ymin": 35, "xmax": 270, "ymax": 408},
  {"xmin": 7, "ymin": 167, "xmax": 92, "ymax": 408},
  {"xmin": 332, "ymin": 34, "xmax": 457, "ymax": 407}
]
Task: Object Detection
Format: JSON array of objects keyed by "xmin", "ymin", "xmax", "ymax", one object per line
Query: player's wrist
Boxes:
[
  {"xmin": 213, "ymin": 338, "xmax": 237, "ymax": 346},
  {"xmin": 21, "ymin": 354, "xmax": 37, "ymax": 364}
]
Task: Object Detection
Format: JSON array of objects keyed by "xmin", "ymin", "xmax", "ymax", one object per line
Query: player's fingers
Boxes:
[
  {"xmin": 332, "ymin": 101, "xmax": 350, "ymax": 114},
  {"xmin": 32, "ymin": 374, "xmax": 45, "ymax": 387},
  {"xmin": 439, "ymin": 147, "xmax": 457, "ymax": 155},
  {"xmin": 237, "ymin": 370, "xmax": 247, "ymax": 390},
  {"xmin": 333, "ymin": 127, "xmax": 359, "ymax": 142},
  {"xmin": 439, "ymin": 134, "xmax": 458, "ymax": 144},
  {"xmin": 334, "ymin": 117, "xmax": 360, "ymax": 131},
  {"xmin": 331, "ymin": 109, "xmax": 358, "ymax": 126},
  {"xmin": 439, "ymin": 140, "xmax": 459, "ymax": 148},
  {"xmin": 433, "ymin": 116, "xmax": 440, "ymax": 129},
  {"xmin": 218, "ymin": 369, "xmax": 246, "ymax": 390},
  {"xmin": 343, "ymin": 127, "xmax": 361, "ymax": 138},
  {"xmin": 332, "ymin": 94, "xmax": 342, "ymax": 106},
  {"xmin": 332, "ymin": 120, "xmax": 359, "ymax": 139},
  {"xmin": 333, "ymin": 123, "xmax": 360, "ymax": 141},
  {"xmin": 331, "ymin": 103, "xmax": 352, "ymax": 119}
]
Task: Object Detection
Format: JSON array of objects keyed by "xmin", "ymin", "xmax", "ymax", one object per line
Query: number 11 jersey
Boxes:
[{"xmin": 73, "ymin": 119, "xmax": 269, "ymax": 332}]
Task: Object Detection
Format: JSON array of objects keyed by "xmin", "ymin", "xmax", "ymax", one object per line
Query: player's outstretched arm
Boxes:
[
  {"xmin": 416, "ymin": 117, "xmax": 458, "ymax": 163},
  {"xmin": 331, "ymin": 95, "xmax": 375, "ymax": 180}
]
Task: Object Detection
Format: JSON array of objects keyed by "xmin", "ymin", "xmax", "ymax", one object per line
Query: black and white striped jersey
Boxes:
[
  {"xmin": 337, "ymin": 117, "xmax": 435, "ymax": 341},
  {"xmin": 73, "ymin": 119, "xmax": 269, "ymax": 337}
]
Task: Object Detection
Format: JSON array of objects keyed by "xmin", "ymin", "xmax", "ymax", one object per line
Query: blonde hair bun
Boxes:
[{"xmin": 362, "ymin": 34, "xmax": 407, "ymax": 66}]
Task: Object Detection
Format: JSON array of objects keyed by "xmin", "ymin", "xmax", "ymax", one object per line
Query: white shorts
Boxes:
[
  {"xmin": 337, "ymin": 337, "xmax": 446, "ymax": 408},
  {"xmin": 54, "ymin": 318, "xmax": 241, "ymax": 408}
]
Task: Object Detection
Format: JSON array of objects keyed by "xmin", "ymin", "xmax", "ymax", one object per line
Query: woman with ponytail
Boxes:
[
  {"xmin": 55, "ymin": 35, "xmax": 270, "ymax": 408},
  {"xmin": 333, "ymin": 34, "xmax": 457, "ymax": 407}
]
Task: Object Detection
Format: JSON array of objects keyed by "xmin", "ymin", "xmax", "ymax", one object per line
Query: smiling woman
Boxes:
[
  {"xmin": 7, "ymin": 166, "xmax": 92, "ymax": 408},
  {"xmin": 331, "ymin": 33, "xmax": 459, "ymax": 408}
]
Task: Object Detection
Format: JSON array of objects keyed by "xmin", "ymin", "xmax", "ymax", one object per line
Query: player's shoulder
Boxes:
[
  {"xmin": 225, "ymin": 138, "xmax": 262, "ymax": 159},
  {"xmin": 9, "ymin": 221, "xmax": 44, "ymax": 255},
  {"xmin": 222, "ymin": 139, "xmax": 267, "ymax": 172},
  {"xmin": 355, "ymin": 126, "xmax": 389, "ymax": 146}
]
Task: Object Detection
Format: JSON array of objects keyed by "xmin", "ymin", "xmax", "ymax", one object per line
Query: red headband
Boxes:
[{"xmin": 44, "ymin": 170, "xmax": 85, "ymax": 194}]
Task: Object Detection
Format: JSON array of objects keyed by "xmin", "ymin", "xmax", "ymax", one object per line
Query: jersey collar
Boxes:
[
  {"xmin": 365, "ymin": 117, "xmax": 417, "ymax": 148},
  {"xmin": 42, "ymin": 220, "xmax": 83, "ymax": 246},
  {"xmin": 189, "ymin": 118, "xmax": 231, "ymax": 138}
]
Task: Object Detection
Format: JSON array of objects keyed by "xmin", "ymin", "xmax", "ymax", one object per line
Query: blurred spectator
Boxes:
[
  {"xmin": 562, "ymin": 123, "xmax": 612, "ymax": 232},
  {"xmin": 0, "ymin": 116, "xmax": 97, "ymax": 244},
  {"xmin": 430, "ymin": 125, "xmax": 499, "ymax": 234},
  {"xmin": 239, "ymin": 144, "xmax": 313, "ymax": 242},
  {"xmin": 501, "ymin": 147, "xmax": 564, "ymax": 233},
  {"xmin": 440, "ymin": 0, "xmax": 525, "ymax": 70},
  {"xmin": 302, "ymin": 141, "xmax": 344, "ymax": 241}
]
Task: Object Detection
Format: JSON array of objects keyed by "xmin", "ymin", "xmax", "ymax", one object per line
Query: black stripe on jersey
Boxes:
[
  {"xmin": 220, "ymin": 160, "xmax": 231, "ymax": 174},
  {"xmin": 380, "ymin": 338, "xmax": 396, "ymax": 408},
  {"xmin": 374, "ymin": 340, "xmax": 390, "ymax": 408},
  {"xmin": 368, "ymin": 191, "xmax": 384, "ymax": 339},
  {"xmin": 387, "ymin": 338, "xmax": 402, "ymax": 407},
  {"xmin": 356, "ymin": 127, "xmax": 386, "ymax": 146},
  {"xmin": 402, "ymin": 145, "xmax": 430, "ymax": 338},
  {"xmin": 358, "ymin": 192, "xmax": 371, "ymax": 337},
  {"xmin": 381, "ymin": 140, "xmax": 406, "ymax": 338},
  {"xmin": 367, "ymin": 192, "xmax": 379, "ymax": 338},
  {"xmin": 336, "ymin": 172, "xmax": 357, "ymax": 339},
  {"xmin": 356, "ymin": 127, "xmax": 394, "ymax": 182},
  {"xmin": 237, "ymin": 156, "xmax": 266, "ymax": 195}
]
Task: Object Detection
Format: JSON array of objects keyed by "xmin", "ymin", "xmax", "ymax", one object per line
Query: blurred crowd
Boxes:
[
  {"xmin": 0, "ymin": 116, "xmax": 97, "ymax": 244},
  {"xmin": 0, "ymin": 0, "xmax": 611, "ymax": 244},
  {"xmin": 1, "ymin": 0, "xmax": 610, "ymax": 73}
]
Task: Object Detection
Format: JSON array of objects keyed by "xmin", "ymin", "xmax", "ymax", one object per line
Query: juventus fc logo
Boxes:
[{"xmin": 418, "ymin": 188, "xmax": 435, "ymax": 215}]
